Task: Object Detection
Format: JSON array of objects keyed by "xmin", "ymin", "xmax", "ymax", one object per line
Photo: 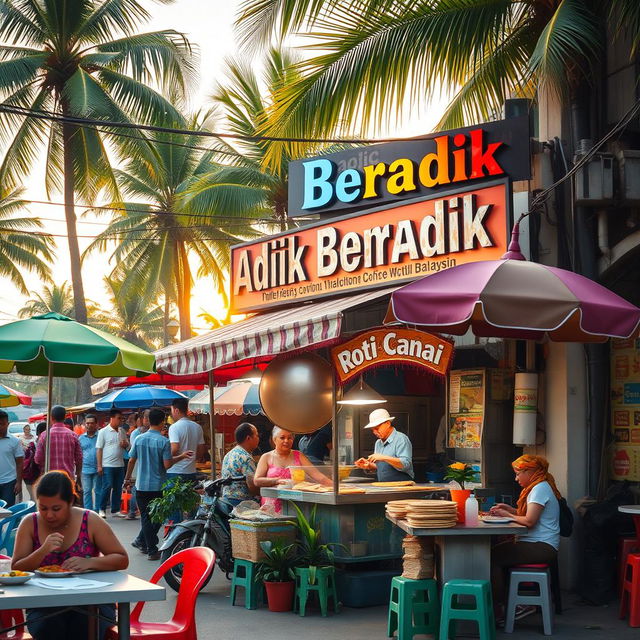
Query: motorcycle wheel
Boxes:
[{"xmin": 160, "ymin": 531, "xmax": 214, "ymax": 593}]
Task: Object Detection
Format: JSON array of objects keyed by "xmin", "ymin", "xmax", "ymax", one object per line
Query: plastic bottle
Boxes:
[{"xmin": 465, "ymin": 492, "xmax": 479, "ymax": 526}]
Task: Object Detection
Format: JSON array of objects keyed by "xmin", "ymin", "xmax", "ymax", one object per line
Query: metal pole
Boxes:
[
  {"xmin": 45, "ymin": 362, "xmax": 53, "ymax": 473},
  {"xmin": 208, "ymin": 371, "xmax": 216, "ymax": 480},
  {"xmin": 331, "ymin": 377, "xmax": 338, "ymax": 500}
]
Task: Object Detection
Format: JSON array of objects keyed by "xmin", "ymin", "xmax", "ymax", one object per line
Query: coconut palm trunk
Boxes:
[
  {"xmin": 61, "ymin": 119, "xmax": 89, "ymax": 325},
  {"xmin": 177, "ymin": 241, "xmax": 192, "ymax": 340}
]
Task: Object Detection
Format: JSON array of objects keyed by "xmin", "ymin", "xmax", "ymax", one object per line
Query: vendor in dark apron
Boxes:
[{"xmin": 355, "ymin": 408, "xmax": 414, "ymax": 482}]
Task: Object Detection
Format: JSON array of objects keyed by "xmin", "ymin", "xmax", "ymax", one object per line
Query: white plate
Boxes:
[
  {"xmin": 34, "ymin": 569, "xmax": 75, "ymax": 578},
  {"xmin": 481, "ymin": 516, "xmax": 512, "ymax": 524},
  {"xmin": 0, "ymin": 572, "xmax": 34, "ymax": 585}
]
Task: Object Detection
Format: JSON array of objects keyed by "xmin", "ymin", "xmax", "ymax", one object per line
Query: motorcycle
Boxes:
[{"xmin": 158, "ymin": 475, "xmax": 244, "ymax": 592}]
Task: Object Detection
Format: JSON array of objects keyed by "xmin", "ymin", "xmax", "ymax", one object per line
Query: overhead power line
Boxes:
[{"xmin": 0, "ymin": 104, "xmax": 413, "ymax": 145}]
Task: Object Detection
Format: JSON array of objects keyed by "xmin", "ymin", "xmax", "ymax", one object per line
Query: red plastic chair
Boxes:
[
  {"xmin": 0, "ymin": 555, "xmax": 31, "ymax": 640},
  {"xmin": 620, "ymin": 552, "xmax": 640, "ymax": 627},
  {"xmin": 106, "ymin": 547, "xmax": 215, "ymax": 640}
]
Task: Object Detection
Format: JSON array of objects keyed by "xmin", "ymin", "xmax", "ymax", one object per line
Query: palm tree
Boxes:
[
  {"xmin": 235, "ymin": 0, "xmax": 638, "ymax": 167},
  {"xmin": 182, "ymin": 47, "xmax": 351, "ymax": 227},
  {"xmin": 18, "ymin": 282, "xmax": 75, "ymax": 318},
  {"xmin": 0, "ymin": 0, "xmax": 194, "ymax": 324},
  {"xmin": 84, "ymin": 112, "xmax": 264, "ymax": 343},
  {"xmin": 91, "ymin": 276, "xmax": 164, "ymax": 350},
  {"xmin": 0, "ymin": 185, "xmax": 53, "ymax": 293},
  {"xmin": 18, "ymin": 280, "xmax": 102, "ymax": 320}
]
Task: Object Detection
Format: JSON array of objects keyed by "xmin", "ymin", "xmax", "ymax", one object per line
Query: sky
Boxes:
[{"xmin": 0, "ymin": 0, "xmax": 450, "ymax": 332}]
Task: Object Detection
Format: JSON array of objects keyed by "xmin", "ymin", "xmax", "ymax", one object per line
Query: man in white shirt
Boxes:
[
  {"xmin": 168, "ymin": 398, "xmax": 206, "ymax": 483},
  {"xmin": 0, "ymin": 410, "xmax": 23, "ymax": 506},
  {"xmin": 96, "ymin": 408, "xmax": 129, "ymax": 518}
]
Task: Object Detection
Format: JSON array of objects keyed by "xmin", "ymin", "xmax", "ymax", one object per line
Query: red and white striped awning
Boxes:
[{"xmin": 155, "ymin": 287, "xmax": 397, "ymax": 376}]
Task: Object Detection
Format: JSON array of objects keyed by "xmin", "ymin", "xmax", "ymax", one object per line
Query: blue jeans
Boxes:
[
  {"xmin": 0, "ymin": 479, "xmax": 17, "ymax": 507},
  {"xmin": 133, "ymin": 490, "xmax": 163, "ymax": 554},
  {"xmin": 166, "ymin": 473, "xmax": 197, "ymax": 523},
  {"xmin": 81, "ymin": 472, "xmax": 101, "ymax": 512},
  {"xmin": 128, "ymin": 485, "xmax": 137, "ymax": 516},
  {"xmin": 99, "ymin": 466, "xmax": 125, "ymax": 513}
]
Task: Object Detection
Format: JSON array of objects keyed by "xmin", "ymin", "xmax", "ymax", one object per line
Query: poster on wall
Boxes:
[
  {"xmin": 610, "ymin": 338, "xmax": 640, "ymax": 442},
  {"xmin": 610, "ymin": 338, "xmax": 640, "ymax": 480},
  {"xmin": 448, "ymin": 369, "xmax": 485, "ymax": 448}
]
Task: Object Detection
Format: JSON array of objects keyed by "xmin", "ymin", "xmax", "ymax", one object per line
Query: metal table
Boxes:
[
  {"xmin": 387, "ymin": 515, "xmax": 528, "ymax": 583},
  {"xmin": 0, "ymin": 571, "xmax": 165, "ymax": 640}
]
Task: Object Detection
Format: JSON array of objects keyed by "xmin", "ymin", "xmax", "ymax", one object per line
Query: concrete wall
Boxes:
[{"xmin": 535, "ymin": 342, "xmax": 588, "ymax": 588}]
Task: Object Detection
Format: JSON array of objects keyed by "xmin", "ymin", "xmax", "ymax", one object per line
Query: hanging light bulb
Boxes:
[{"xmin": 337, "ymin": 376, "xmax": 387, "ymax": 405}]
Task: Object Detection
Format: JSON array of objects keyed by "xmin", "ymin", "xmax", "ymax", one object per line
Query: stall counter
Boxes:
[{"xmin": 260, "ymin": 484, "xmax": 449, "ymax": 562}]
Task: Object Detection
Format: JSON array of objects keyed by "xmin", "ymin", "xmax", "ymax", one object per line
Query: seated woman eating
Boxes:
[
  {"xmin": 489, "ymin": 455, "xmax": 560, "ymax": 622},
  {"xmin": 254, "ymin": 426, "xmax": 331, "ymax": 513},
  {"xmin": 12, "ymin": 470, "xmax": 129, "ymax": 640}
]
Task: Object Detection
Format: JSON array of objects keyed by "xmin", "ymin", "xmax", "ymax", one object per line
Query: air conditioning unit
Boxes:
[
  {"xmin": 574, "ymin": 153, "xmax": 614, "ymax": 205},
  {"xmin": 617, "ymin": 150, "xmax": 640, "ymax": 203}
]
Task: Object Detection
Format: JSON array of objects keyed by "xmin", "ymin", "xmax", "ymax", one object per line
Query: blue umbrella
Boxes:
[{"xmin": 95, "ymin": 384, "xmax": 187, "ymax": 410}]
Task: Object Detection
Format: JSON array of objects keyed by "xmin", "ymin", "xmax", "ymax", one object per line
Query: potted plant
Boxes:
[
  {"xmin": 256, "ymin": 539, "xmax": 297, "ymax": 612},
  {"xmin": 148, "ymin": 477, "xmax": 201, "ymax": 525},
  {"xmin": 291, "ymin": 502, "xmax": 339, "ymax": 576},
  {"xmin": 444, "ymin": 462, "xmax": 478, "ymax": 523}
]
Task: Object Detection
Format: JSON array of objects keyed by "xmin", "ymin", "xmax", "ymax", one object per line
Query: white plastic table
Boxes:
[
  {"xmin": 0, "ymin": 509, "xmax": 12, "ymax": 519},
  {"xmin": 387, "ymin": 515, "xmax": 528, "ymax": 583},
  {"xmin": 619, "ymin": 505, "xmax": 640, "ymax": 543},
  {"xmin": 0, "ymin": 571, "xmax": 165, "ymax": 639}
]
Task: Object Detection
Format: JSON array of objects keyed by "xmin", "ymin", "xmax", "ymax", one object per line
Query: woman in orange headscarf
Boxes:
[{"xmin": 489, "ymin": 455, "xmax": 561, "ymax": 622}]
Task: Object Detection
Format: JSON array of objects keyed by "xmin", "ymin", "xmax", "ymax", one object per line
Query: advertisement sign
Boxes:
[
  {"xmin": 231, "ymin": 180, "xmax": 510, "ymax": 313},
  {"xmin": 331, "ymin": 328, "xmax": 454, "ymax": 384},
  {"xmin": 288, "ymin": 116, "xmax": 530, "ymax": 217},
  {"xmin": 610, "ymin": 338, "xmax": 640, "ymax": 480},
  {"xmin": 448, "ymin": 369, "xmax": 485, "ymax": 449}
]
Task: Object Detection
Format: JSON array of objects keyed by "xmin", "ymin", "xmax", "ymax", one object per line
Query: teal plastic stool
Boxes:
[
  {"xmin": 439, "ymin": 579, "xmax": 495, "ymax": 640},
  {"xmin": 294, "ymin": 567, "xmax": 339, "ymax": 616},
  {"xmin": 231, "ymin": 558, "xmax": 262, "ymax": 610},
  {"xmin": 387, "ymin": 576, "xmax": 440, "ymax": 640}
]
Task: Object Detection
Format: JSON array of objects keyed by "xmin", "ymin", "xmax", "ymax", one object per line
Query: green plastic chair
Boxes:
[
  {"xmin": 294, "ymin": 566, "xmax": 339, "ymax": 617},
  {"xmin": 230, "ymin": 558, "xmax": 263, "ymax": 610},
  {"xmin": 439, "ymin": 579, "xmax": 495, "ymax": 640},
  {"xmin": 388, "ymin": 576, "xmax": 440, "ymax": 640}
]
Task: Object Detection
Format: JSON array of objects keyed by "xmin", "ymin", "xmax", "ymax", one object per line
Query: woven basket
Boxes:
[{"xmin": 230, "ymin": 519, "xmax": 297, "ymax": 562}]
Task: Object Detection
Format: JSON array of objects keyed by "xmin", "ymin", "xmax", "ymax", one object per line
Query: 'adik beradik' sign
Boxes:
[{"xmin": 231, "ymin": 179, "xmax": 510, "ymax": 313}]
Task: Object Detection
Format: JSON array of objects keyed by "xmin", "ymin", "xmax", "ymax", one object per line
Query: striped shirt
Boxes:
[{"xmin": 35, "ymin": 424, "xmax": 83, "ymax": 478}]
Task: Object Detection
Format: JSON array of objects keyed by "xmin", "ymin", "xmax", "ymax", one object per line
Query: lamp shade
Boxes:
[{"xmin": 337, "ymin": 377, "xmax": 387, "ymax": 406}]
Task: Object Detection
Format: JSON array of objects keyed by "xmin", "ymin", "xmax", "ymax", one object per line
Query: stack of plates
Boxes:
[
  {"xmin": 385, "ymin": 500, "xmax": 412, "ymax": 519},
  {"xmin": 403, "ymin": 500, "xmax": 458, "ymax": 528}
]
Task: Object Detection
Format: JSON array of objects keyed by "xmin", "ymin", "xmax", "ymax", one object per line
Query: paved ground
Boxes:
[{"xmin": 108, "ymin": 516, "xmax": 636, "ymax": 640}]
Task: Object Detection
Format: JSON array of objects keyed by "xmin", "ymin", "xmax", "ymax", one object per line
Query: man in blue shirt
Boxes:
[
  {"xmin": 79, "ymin": 414, "xmax": 101, "ymax": 511},
  {"xmin": 124, "ymin": 409, "xmax": 193, "ymax": 560},
  {"xmin": 355, "ymin": 408, "xmax": 414, "ymax": 482}
]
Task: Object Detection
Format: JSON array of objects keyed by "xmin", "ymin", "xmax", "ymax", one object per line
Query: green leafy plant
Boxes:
[
  {"xmin": 289, "ymin": 501, "xmax": 344, "ymax": 583},
  {"xmin": 256, "ymin": 540, "xmax": 297, "ymax": 583},
  {"xmin": 148, "ymin": 477, "xmax": 201, "ymax": 524},
  {"xmin": 444, "ymin": 462, "xmax": 478, "ymax": 490}
]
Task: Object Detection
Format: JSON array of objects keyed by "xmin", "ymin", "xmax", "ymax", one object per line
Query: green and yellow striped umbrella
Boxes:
[{"xmin": 0, "ymin": 312, "xmax": 155, "ymax": 470}]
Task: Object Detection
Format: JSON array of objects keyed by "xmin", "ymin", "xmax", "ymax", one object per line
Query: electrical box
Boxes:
[
  {"xmin": 617, "ymin": 150, "xmax": 640, "ymax": 203},
  {"xmin": 574, "ymin": 153, "xmax": 614, "ymax": 205}
]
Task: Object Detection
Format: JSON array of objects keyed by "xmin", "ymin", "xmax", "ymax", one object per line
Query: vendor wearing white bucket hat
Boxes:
[{"xmin": 355, "ymin": 408, "xmax": 414, "ymax": 482}]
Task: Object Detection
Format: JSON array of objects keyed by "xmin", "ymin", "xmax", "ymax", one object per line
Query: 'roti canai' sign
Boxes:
[{"xmin": 331, "ymin": 328, "xmax": 454, "ymax": 383}]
